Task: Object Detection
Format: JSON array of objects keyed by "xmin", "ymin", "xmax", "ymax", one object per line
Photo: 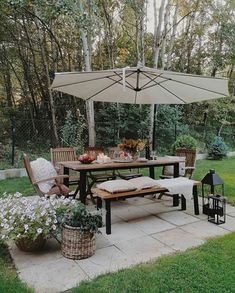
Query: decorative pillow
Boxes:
[
  {"xmin": 164, "ymin": 156, "xmax": 186, "ymax": 176},
  {"xmin": 129, "ymin": 176, "xmax": 162, "ymax": 190},
  {"xmin": 30, "ymin": 158, "xmax": 57, "ymax": 193},
  {"xmin": 97, "ymin": 179, "xmax": 136, "ymax": 193}
]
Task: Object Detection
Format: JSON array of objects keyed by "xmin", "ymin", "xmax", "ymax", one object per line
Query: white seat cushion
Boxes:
[
  {"xmin": 97, "ymin": 179, "xmax": 136, "ymax": 193},
  {"xmin": 129, "ymin": 176, "xmax": 161, "ymax": 190},
  {"xmin": 164, "ymin": 156, "xmax": 186, "ymax": 176},
  {"xmin": 30, "ymin": 158, "xmax": 57, "ymax": 193}
]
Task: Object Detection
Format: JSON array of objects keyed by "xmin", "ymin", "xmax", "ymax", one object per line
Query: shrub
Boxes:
[
  {"xmin": 208, "ymin": 136, "xmax": 228, "ymax": 159},
  {"xmin": 173, "ymin": 135, "xmax": 197, "ymax": 151}
]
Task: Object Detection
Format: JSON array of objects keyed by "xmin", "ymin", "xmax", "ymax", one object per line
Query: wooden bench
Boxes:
[{"xmin": 93, "ymin": 182, "xmax": 200, "ymax": 234}]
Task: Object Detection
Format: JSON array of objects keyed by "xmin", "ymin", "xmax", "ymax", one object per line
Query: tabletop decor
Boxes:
[
  {"xmin": 0, "ymin": 192, "xmax": 74, "ymax": 252},
  {"xmin": 118, "ymin": 139, "xmax": 146, "ymax": 160},
  {"xmin": 60, "ymin": 202, "xmax": 102, "ymax": 259},
  {"xmin": 78, "ymin": 153, "xmax": 95, "ymax": 164}
]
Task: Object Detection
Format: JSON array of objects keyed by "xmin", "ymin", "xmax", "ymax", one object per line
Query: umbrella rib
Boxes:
[
  {"xmin": 52, "ymin": 75, "xmax": 117, "ymax": 89},
  {"xmin": 157, "ymin": 84, "xmax": 187, "ymax": 103},
  {"xmin": 141, "ymin": 71, "xmax": 227, "ymax": 97},
  {"xmin": 85, "ymin": 78, "xmax": 125, "ymax": 101}
]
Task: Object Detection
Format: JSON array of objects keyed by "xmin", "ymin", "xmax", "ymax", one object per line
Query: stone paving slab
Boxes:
[
  {"xmin": 152, "ymin": 227, "xmax": 205, "ymax": 252},
  {"xmin": 8, "ymin": 197, "xmax": 235, "ymax": 293},
  {"xmin": 131, "ymin": 215, "xmax": 176, "ymax": 234},
  {"xmin": 158, "ymin": 210, "xmax": 200, "ymax": 226}
]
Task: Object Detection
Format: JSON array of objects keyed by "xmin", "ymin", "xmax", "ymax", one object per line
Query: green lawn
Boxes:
[
  {"xmin": 69, "ymin": 232, "xmax": 235, "ymax": 293},
  {"xmin": 193, "ymin": 157, "xmax": 235, "ymax": 205},
  {"xmin": 0, "ymin": 242, "xmax": 33, "ymax": 293}
]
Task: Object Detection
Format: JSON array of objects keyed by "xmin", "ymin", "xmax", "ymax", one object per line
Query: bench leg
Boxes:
[
  {"xmin": 181, "ymin": 195, "xmax": 186, "ymax": 210},
  {"xmin": 193, "ymin": 185, "xmax": 199, "ymax": 215},
  {"xmin": 105, "ymin": 200, "xmax": 111, "ymax": 235},
  {"xmin": 173, "ymin": 194, "xmax": 179, "ymax": 206}
]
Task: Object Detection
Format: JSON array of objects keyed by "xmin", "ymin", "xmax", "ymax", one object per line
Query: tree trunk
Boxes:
[
  {"xmin": 78, "ymin": 0, "xmax": 96, "ymax": 147},
  {"xmin": 35, "ymin": 14, "xmax": 59, "ymax": 144},
  {"xmin": 153, "ymin": 0, "xmax": 165, "ymax": 68},
  {"xmin": 160, "ymin": 0, "xmax": 170, "ymax": 70},
  {"xmin": 166, "ymin": 0, "xmax": 179, "ymax": 70}
]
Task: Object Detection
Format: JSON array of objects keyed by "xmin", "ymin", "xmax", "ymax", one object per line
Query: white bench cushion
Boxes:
[
  {"xmin": 97, "ymin": 179, "xmax": 136, "ymax": 193},
  {"xmin": 129, "ymin": 176, "xmax": 162, "ymax": 190}
]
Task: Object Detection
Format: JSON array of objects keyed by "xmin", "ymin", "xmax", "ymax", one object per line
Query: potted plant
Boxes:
[
  {"xmin": 208, "ymin": 136, "xmax": 228, "ymax": 160},
  {"xmin": 172, "ymin": 134, "xmax": 197, "ymax": 151},
  {"xmin": 60, "ymin": 203, "xmax": 102, "ymax": 260},
  {"xmin": 0, "ymin": 193, "xmax": 73, "ymax": 252}
]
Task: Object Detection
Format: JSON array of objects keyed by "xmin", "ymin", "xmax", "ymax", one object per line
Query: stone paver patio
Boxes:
[{"xmin": 9, "ymin": 195, "xmax": 235, "ymax": 293}]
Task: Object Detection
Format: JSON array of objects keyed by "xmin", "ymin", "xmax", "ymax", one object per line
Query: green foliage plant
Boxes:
[
  {"xmin": 173, "ymin": 135, "xmax": 197, "ymax": 151},
  {"xmin": 208, "ymin": 136, "xmax": 228, "ymax": 159},
  {"xmin": 61, "ymin": 203, "xmax": 102, "ymax": 234},
  {"xmin": 60, "ymin": 110, "xmax": 87, "ymax": 154}
]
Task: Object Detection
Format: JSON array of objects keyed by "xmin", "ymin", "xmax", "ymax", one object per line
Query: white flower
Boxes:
[
  {"xmin": 15, "ymin": 192, "xmax": 22, "ymax": 198},
  {"xmin": 37, "ymin": 228, "xmax": 43, "ymax": 234},
  {"xmin": 4, "ymin": 224, "xmax": 9, "ymax": 230},
  {"xmin": 24, "ymin": 224, "xmax": 29, "ymax": 231},
  {"xmin": 53, "ymin": 219, "xmax": 57, "ymax": 224},
  {"xmin": 52, "ymin": 225, "xmax": 56, "ymax": 230}
]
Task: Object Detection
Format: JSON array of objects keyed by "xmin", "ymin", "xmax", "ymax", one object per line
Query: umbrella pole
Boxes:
[{"xmin": 152, "ymin": 104, "xmax": 157, "ymax": 151}]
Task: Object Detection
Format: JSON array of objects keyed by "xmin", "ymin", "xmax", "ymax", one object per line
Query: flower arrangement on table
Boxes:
[
  {"xmin": 0, "ymin": 192, "xmax": 75, "ymax": 251},
  {"xmin": 118, "ymin": 139, "xmax": 146, "ymax": 159}
]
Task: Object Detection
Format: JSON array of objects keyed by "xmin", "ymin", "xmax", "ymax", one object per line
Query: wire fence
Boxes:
[{"xmin": 0, "ymin": 116, "xmax": 235, "ymax": 167}]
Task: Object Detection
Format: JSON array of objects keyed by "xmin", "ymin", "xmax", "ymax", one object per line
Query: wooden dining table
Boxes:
[{"xmin": 60, "ymin": 157, "xmax": 185, "ymax": 204}]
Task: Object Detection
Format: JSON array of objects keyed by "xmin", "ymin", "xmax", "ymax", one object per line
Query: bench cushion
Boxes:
[
  {"xmin": 129, "ymin": 176, "xmax": 162, "ymax": 190},
  {"xmin": 97, "ymin": 179, "xmax": 136, "ymax": 193}
]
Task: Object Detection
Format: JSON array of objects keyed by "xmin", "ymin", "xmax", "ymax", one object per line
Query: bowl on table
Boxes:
[{"xmin": 78, "ymin": 154, "xmax": 95, "ymax": 164}]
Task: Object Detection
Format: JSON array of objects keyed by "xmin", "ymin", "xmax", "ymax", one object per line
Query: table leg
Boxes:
[
  {"xmin": 149, "ymin": 166, "xmax": 155, "ymax": 179},
  {"xmin": 173, "ymin": 163, "xmax": 179, "ymax": 178},
  {"xmin": 80, "ymin": 171, "xmax": 87, "ymax": 204},
  {"xmin": 64, "ymin": 167, "xmax": 69, "ymax": 187},
  {"xmin": 105, "ymin": 200, "xmax": 111, "ymax": 235},
  {"xmin": 193, "ymin": 185, "xmax": 199, "ymax": 215}
]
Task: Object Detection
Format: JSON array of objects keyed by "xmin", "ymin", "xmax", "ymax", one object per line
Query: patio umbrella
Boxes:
[{"xmin": 51, "ymin": 66, "xmax": 229, "ymax": 104}]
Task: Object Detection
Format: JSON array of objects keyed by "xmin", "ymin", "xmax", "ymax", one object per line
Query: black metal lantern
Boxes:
[
  {"xmin": 208, "ymin": 195, "xmax": 226, "ymax": 225},
  {"xmin": 201, "ymin": 169, "xmax": 224, "ymax": 216}
]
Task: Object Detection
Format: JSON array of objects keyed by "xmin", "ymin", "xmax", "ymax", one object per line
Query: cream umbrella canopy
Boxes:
[{"xmin": 51, "ymin": 66, "xmax": 229, "ymax": 103}]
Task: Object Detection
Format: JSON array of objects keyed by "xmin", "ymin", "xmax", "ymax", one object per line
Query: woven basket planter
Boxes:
[
  {"xmin": 61, "ymin": 225, "xmax": 96, "ymax": 260},
  {"xmin": 16, "ymin": 234, "xmax": 46, "ymax": 252}
]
